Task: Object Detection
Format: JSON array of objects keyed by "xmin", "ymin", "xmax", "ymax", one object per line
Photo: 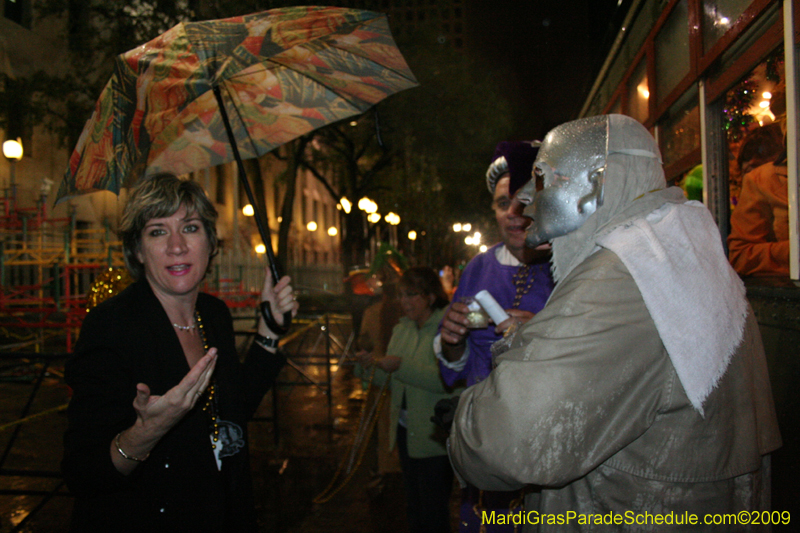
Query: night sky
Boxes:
[{"xmin": 466, "ymin": 0, "xmax": 627, "ymax": 141}]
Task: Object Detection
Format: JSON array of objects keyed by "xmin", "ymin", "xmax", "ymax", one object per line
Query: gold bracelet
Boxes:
[{"xmin": 115, "ymin": 432, "xmax": 150, "ymax": 462}]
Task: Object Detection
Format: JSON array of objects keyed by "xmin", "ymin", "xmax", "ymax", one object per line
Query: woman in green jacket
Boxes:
[{"xmin": 371, "ymin": 267, "xmax": 459, "ymax": 533}]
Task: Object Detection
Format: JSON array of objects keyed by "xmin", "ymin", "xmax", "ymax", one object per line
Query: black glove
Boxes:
[{"xmin": 431, "ymin": 396, "xmax": 460, "ymax": 434}]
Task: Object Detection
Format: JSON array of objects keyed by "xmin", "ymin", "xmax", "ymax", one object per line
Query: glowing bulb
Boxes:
[
  {"xmin": 255, "ymin": 244, "xmax": 266, "ymax": 254},
  {"xmin": 327, "ymin": 226, "xmax": 338, "ymax": 236},
  {"xmin": 465, "ymin": 236, "xmax": 473, "ymax": 245},
  {"xmin": 763, "ymin": 91, "xmax": 772, "ymax": 99},
  {"xmin": 2, "ymin": 139, "xmax": 23, "ymax": 160},
  {"xmin": 462, "ymin": 223, "xmax": 472, "ymax": 232},
  {"xmin": 759, "ymin": 100, "xmax": 770, "ymax": 108},
  {"xmin": 453, "ymin": 223, "xmax": 462, "ymax": 232},
  {"xmin": 479, "ymin": 245, "xmax": 488, "ymax": 252},
  {"xmin": 408, "ymin": 230, "xmax": 417, "ymax": 240},
  {"xmin": 307, "ymin": 221, "xmax": 318, "ymax": 231},
  {"xmin": 368, "ymin": 212, "xmax": 381, "ymax": 223},
  {"xmin": 358, "ymin": 197, "xmax": 378, "ymax": 214},
  {"xmin": 242, "ymin": 204, "xmax": 254, "ymax": 216},
  {"xmin": 339, "ymin": 197, "xmax": 352, "ymax": 214}
]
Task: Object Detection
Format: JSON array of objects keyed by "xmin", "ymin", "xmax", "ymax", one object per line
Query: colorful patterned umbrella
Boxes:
[
  {"xmin": 56, "ymin": 6, "xmax": 418, "ymax": 331},
  {"xmin": 57, "ymin": 6, "xmax": 417, "ymax": 200}
]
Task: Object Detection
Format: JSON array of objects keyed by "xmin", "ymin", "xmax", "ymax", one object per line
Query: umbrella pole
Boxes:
[{"xmin": 213, "ymin": 86, "xmax": 290, "ymax": 335}]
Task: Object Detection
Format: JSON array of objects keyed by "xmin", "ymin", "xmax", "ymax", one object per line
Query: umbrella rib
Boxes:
[
  {"xmin": 309, "ymin": 17, "xmax": 418, "ymax": 84},
  {"xmin": 320, "ymin": 44, "xmax": 418, "ymax": 85},
  {"xmin": 260, "ymin": 57, "xmax": 381, "ymax": 111},
  {"xmin": 217, "ymin": 83, "xmax": 262, "ymax": 158}
]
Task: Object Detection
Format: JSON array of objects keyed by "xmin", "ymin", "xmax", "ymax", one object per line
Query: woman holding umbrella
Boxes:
[{"xmin": 62, "ymin": 174, "xmax": 298, "ymax": 530}]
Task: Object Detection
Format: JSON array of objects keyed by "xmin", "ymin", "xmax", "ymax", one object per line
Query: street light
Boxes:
[
  {"xmin": 339, "ymin": 197, "xmax": 352, "ymax": 214},
  {"xmin": 408, "ymin": 230, "xmax": 417, "ymax": 240},
  {"xmin": 3, "ymin": 139, "xmax": 22, "ymax": 160},
  {"xmin": 242, "ymin": 204, "xmax": 255, "ymax": 216},
  {"xmin": 3, "ymin": 138, "xmax": 23, "ymax": 188},
  {"xmin": 358, "ymin": 196, "xmax": 378, "ymax": 214},
  {"xmin": 385, "ymin": 212, "xmax": 400, "ymax": 225},
  {"xmin": 357, "ymin": 197, "xmax": 378, "ymax": 265},
  {"xmin": 465, "ymin": 232, "xmax": 482, "ymax": 246},
  {"xmin": 327, "ymin": 226, "xmax": 338, "ymax": 236},
  {"xmin": 307, "ymin": 221, "xmax": 318, "ymax": 231}
]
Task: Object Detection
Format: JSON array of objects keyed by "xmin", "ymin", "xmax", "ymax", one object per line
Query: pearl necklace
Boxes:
[{"xmin": 194, "ymin": 310, "xmax": 220, "ymax": 450}]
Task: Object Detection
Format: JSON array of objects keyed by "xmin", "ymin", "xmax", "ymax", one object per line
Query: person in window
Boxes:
[
  {"xmin": 727, "ymin": 122, "xmax": 788, "ymax": 276},
  {"xmin": 62, "ymin": 174, "xmax": 298, "ymax": 531},
  {"xmin": 449, "ymin": 115, "xmax": 780, "ymax": 529}
]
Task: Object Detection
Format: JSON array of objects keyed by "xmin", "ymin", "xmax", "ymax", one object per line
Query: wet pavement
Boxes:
[{"xmin": 0, "ymin": 320, "xmax": 460, "ymax": 532}]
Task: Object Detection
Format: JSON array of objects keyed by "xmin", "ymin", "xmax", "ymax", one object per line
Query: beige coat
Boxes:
[{"xmin": 449, "ymin": 249, "xmax": 781, "ymax": 531}]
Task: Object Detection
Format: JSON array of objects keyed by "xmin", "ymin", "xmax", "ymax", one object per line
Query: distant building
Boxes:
[{"xmin": 348, "ymin": 0, "xmax": 467, "ymax": 50}]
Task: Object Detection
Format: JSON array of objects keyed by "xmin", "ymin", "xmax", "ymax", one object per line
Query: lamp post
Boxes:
[
  {"xmin": 3, "ymin": 138, "xmax": 23, "ymax": 192},
  {"xmin": 385, "ymin": 212, "xmax": 400, "ymax": 248},
  {"xmin": 451, "ymin": 221, "xmax": 479, "ymax": 266},
  {"xmin": 358, "ymin": 197, "xmax": 378, "ymax": 265}
]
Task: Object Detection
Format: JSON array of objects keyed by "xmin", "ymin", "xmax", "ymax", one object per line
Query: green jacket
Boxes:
[{"xmin": 375, "ymin": 307, "xmax": 460, "ymax": 458}]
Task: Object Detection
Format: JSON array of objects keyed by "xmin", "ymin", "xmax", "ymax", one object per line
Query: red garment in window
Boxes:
[{"xmin": 727, "ymin": 162, "xmax": 789, "ymax": 276}]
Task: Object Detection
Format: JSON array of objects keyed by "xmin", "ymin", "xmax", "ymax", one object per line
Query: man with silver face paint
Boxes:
[{"xmin": 448, "ymin": 115, "xmax": 781, "ymax": 531}]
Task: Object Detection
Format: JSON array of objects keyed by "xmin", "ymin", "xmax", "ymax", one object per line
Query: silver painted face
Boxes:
[{"xmin": 521, "ymin": 116, "xmax": 608, "ymax": 247}]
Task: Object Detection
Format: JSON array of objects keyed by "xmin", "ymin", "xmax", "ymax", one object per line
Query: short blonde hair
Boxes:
[{"xmin": 119, "ymin": 174, "xmax": 218, "ymax": 280}]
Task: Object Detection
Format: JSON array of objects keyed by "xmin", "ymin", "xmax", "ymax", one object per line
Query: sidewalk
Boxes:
[{"xmin": 251, "ymin": 360, "xmax": 460, "ymax": 532}]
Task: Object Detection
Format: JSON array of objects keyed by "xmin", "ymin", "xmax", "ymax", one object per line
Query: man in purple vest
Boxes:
[{"xmin": 436, "ymin": 141, "xmax": 554, "ymax": 533}]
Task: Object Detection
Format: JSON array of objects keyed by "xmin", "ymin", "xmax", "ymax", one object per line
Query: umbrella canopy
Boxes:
[{"xmin": 56, "ymin": 6, "xmax": 418, "ymax": 201}]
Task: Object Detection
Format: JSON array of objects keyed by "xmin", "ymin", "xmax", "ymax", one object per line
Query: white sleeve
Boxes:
[{"xmin": 434, "ymin": 333, "xmax": 469, "ymax": 371}]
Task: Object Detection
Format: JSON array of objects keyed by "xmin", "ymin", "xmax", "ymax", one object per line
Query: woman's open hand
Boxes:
[
  {"xmin": 132, "ymin": 348, "xmax": 218, "ymax": 432},
  {"xmin": 112, "ymin": 348, "xmax": 218, "ymax": 475}
]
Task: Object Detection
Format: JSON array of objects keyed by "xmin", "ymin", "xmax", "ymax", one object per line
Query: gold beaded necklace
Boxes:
[
  {"xmin": 511, "ymin": 264, "xmax": 536, "ymax": 308},
  {"xmin": 194, "ymin": 310, "xmax": 220, "ymax": 450}
]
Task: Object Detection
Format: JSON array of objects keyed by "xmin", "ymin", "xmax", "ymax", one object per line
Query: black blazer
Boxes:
[{"xmin": 62, "ymin": 278, "xmax": 285, "ymax": 532}]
